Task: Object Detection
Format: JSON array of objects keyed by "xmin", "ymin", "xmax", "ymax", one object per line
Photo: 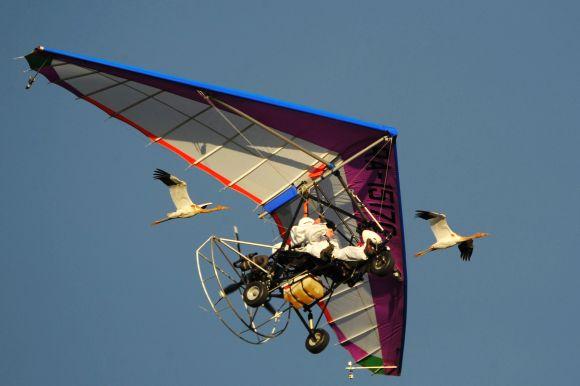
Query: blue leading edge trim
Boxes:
[
  {"xmin": 263, "ymin": 186, "xmax": 298, "ymax": 213},
  {"xmin": 39, "ymin": 46, "xmax": 398, "ymax": 136}
]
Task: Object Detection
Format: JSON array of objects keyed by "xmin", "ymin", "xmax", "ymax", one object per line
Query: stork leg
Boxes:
[
  {"xmin": 151, "ymin": 217, "xmax": 171, "ymax": 226},
  {"xmin": 415, "ymin": 246, "xmax": 435, "ymax": 258}
]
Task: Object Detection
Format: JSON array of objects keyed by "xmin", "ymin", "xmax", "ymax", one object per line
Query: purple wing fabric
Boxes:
[
  {"xmin": 343, "ymin": 143, "xmax": 406, "ymax": 374},
  {"xmin": 270, "ymin": 143, "xmax": 407, "ymax": 375}
]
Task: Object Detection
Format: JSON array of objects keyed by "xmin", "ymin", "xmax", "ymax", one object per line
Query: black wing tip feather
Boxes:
[
  {"xmin": 415, "ymin": 210, "xmax": 437, "ymax": 220},
  {"xmin": 458, "ymin": 240, "xmax": 474, "ymax": 262},
  {"xmin": 153, "ymin": 168, "xmax": 175, "ymax": 186},
  {"xmin": 153, "ymin": 168, "xmax": 169, "ymax": 177}
]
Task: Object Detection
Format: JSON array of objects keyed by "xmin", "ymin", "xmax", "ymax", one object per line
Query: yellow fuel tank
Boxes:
[{"xmin": 283, "ymin": 275, "xmax": 325, "ymax": 309}]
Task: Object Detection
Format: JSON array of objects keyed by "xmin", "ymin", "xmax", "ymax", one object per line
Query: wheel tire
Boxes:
[
  {"xmin": 243, "ymin": 281, "xmax": 269, "ymax": 307},
  {"xmin": 305, "ymin": 328, "xmax": 330, "ymax": 354},
  {"xmin": 370, "ymin": 253, "xmax": 394, "ymax": 276}
]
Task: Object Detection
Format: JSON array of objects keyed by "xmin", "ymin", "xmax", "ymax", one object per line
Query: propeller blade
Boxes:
[
  {"xmin": 263, "ymin": 301, "xmax": 276, "ymax": 315},
  {"xmin": 233, "ymin": 225, "xmax": 242, "ymax": 253},
  {"xmin": 223, "ymin": 281, "xmax": 243, "ymax": 295}
]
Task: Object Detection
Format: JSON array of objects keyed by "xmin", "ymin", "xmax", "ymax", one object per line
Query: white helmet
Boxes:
[
  {"xmin": 298, "ymin": 217, "xmax": 315, "ymax": 227},
  {"xmin": 362, "ymin": 230, "xmax": 382, "ymax": 245}
]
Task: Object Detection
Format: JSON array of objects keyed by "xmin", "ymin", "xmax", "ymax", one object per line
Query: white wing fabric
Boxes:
[{"xmin": 24, "ymin": 46, "xmax": 395, "ymax": 209}]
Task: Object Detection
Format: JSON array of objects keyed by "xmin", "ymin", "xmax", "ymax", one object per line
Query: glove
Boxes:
[
  {"xmin": 319, "ymin": 244, "xmax": 335, "ymax": 262},
  {"xmin": 364, "ymin": 240, "xmax": 378, "ymax": 258}
]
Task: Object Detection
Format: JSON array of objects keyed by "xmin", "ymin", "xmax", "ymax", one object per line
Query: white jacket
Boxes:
[
  {"xmin": 332, "ymin": 244, "xmax": 391, "ymax": 262},
  {"xmin": 301, "ymin": 237, "xmax": 340, "ymax": 259},
  {"xmin": 290, "ymin": 221, "xmax": 327, "ymax": 247},
  {"xmin": 331, "ymin": 245, "xmax": 368, "ymax": 262},
  {"xmin": 289, "ymin": 217, "xmax": 316, "ymax": 247}
]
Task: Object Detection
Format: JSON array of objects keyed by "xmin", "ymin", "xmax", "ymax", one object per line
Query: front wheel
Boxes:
[
  {"xmin": 305, "ymin": 328, "xmax": 330, "ymax": 354},
  {"xmin": 370, "ymin": 253, "xmax": 394, "ymax": 276},
  {"xmin": 243, "ymin": 281, "xmax": 269, "ymax": 307}
]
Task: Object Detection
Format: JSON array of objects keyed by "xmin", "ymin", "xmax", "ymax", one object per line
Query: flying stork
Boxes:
[
  {"xmin": 151, "ymin": 169, "xmax": 228, "ymax": 225},
  {"xmin": 414, "ymin": 210, "xmax": 489, "ymax": 261}
]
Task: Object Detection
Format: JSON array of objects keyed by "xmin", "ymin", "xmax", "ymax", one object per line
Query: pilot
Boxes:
[
  {"xmin": 290, "ymin": 217, "xmax": 337, "ymax": 245},
  {"xmin": 289, "ymin": 216, "xmax": 316, "ymax": 248},
  {"xmin": 272, "ymin": 216, "xmax": 321, "ymax": 255},
  {"xmin": 301, "ymin": 219, "xmax": 339, "ymax": 257}
]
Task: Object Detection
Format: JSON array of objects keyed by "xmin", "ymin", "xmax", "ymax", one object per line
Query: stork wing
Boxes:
[
  {"xmin": 154, "ymin": 169, "xmax": 194, "ymax": 210},
  {"xmin": 168, "ymin": 184, "xmax": 194, "ymax": 210},
  {"xmin": 415, "ymin": 210, "xmax": 454, "ymax": 242},
  {"xmin": 458, "ymin": 239, "xmax": 473, "ymax": 261},
  {"xmin": 153, "ymin": 168, "xmax": 186, "ymax": 186}
]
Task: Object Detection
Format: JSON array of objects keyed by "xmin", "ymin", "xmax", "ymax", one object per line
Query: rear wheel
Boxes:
[
  {"xmin": 305, "ymin": 328, "xmax": 330, "ymax": 354},
  {"xmin": 243, "ymin": 281, "xmax": 269, "ymax": 307}
]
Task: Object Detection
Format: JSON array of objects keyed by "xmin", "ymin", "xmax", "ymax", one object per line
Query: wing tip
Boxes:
[
  {"xmin": 414, "ymin": 210, "xmax": 432, "ymax": 220},
  {"xmin": 153, "ymin": 168, "xmax": 169, "ymax": 179},
  {"xmin": 458, "ymin": 241, "xmax": 473, "ymax": 261},
  {"xmin": 153, "ymin": 168, "xmax": 178, "ymax": 186},
  {"xmin": 415, "ymin": 210, "xmax": 445, "ymax": 221}
]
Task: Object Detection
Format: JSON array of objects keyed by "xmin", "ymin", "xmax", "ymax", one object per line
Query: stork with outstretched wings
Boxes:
[
  {"xmin": 152, "ymin": 169, "xmax": 228, "ymax": 225},
  {"xmin": 414, "ymin": 210, "xmax": 489, "ymax": 261}
]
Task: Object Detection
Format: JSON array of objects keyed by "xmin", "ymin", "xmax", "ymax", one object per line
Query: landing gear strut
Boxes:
[{"xmin": 300, "ymin": 309, "xmax": 330, "ymax": 354}]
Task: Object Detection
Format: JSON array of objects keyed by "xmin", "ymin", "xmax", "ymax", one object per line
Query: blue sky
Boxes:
[{"xmin": 1, "ymin": 1, "xmax": 579, "ymax": 385}]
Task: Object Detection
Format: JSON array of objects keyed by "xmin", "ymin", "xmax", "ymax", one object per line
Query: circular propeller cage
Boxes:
[{"xmin": 195, "ymin": 236, "xmax": 291, "ymax": 344}]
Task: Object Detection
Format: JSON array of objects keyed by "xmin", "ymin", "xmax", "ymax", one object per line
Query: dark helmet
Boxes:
[{"xmin": 325, "ymin": 220, "xmax": 336, "ymax": 231}]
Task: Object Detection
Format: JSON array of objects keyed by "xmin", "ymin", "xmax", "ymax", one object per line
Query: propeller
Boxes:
[
  {"xmin": 263, "ymin": 301, "xmax": 276, "ymax": 315},
  {"xmin": 228, "ymin": 225, "xmax": 276, "ymax": 315},
  {"xmin": 223, "ymin": 281, "xmax": 244, "ymax": 295},
  {"xmin": 223, "ymin": 225, "xmax": 246, "ymax": 295},
  {"xmin": 234, "ymin": 225, "xmax": 242, "ymax": 253}
]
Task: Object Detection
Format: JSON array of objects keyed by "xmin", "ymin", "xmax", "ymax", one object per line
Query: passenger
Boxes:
[
  {"xmin": 329, "ymin": 230, "xmax": 383, "ymax": 262},
  {"xmin": 329, "ymin": 230, "xmax": 403, "ymax": 281}
]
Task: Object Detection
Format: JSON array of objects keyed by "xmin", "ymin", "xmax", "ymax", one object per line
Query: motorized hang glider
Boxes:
[{"xmin": 24, "ymin": 46, "xmax": 407, "ymax": 376}]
